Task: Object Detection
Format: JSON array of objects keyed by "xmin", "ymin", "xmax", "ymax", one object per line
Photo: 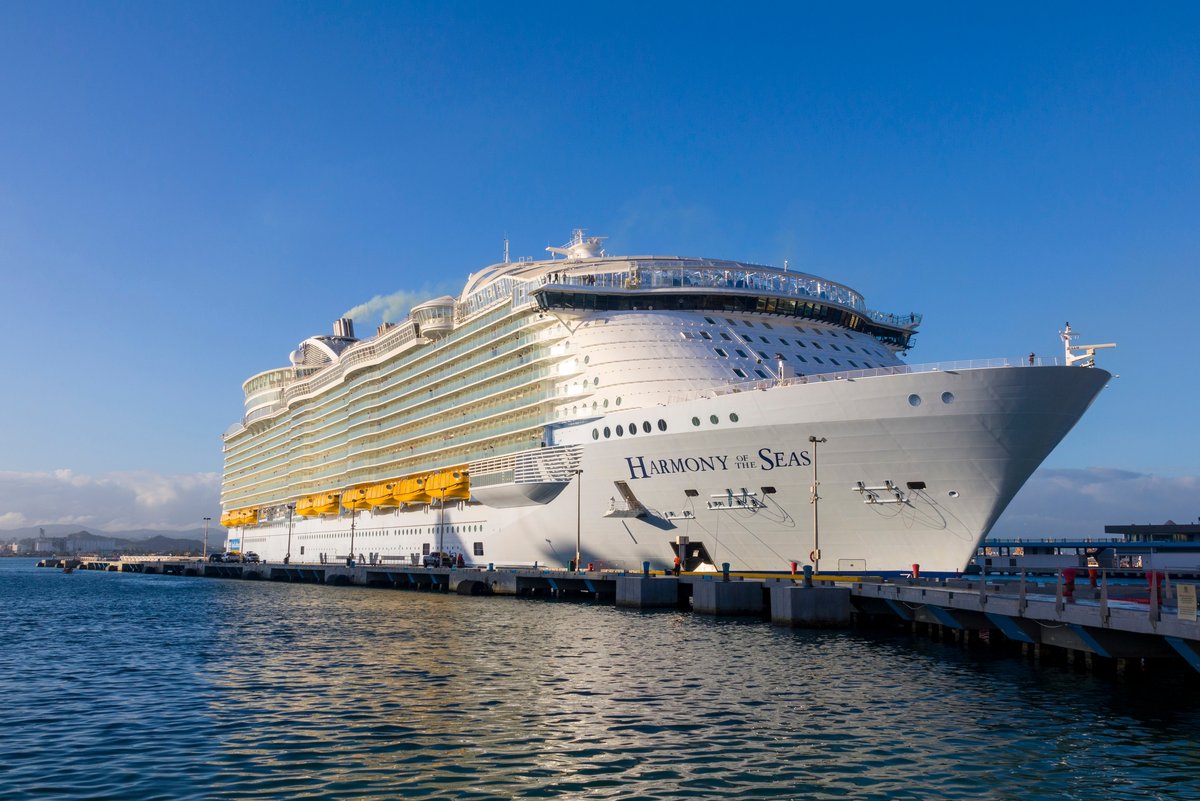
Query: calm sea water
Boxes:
[{"xmin": 2, "ymin": 558, "xmax": 1199, "ymax": 801}]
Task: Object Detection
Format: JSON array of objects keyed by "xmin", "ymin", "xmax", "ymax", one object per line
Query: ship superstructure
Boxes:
[{"xmin": 220, "ymin": 230, "xmax": 1111, "ymax": 574}]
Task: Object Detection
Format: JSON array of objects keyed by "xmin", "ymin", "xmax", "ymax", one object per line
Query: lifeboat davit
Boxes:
[{"xmin": 295, "ymin": 496, "xmax": 319, "ymax": 517}]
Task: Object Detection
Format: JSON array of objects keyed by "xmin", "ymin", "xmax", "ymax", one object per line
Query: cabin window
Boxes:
[
  {"xmin": 733, "ymin": 368, "xmax": 747, "ymax": 378},
  {"xmin": 754, "ymin": 369, "xmax": 768, "ymax": 378},
  {"xmin": 709, "ymin": 415, "xmax": 719, "ymax": 424},
  {"xmin": 715, "ymin": 348, "xmax": 728, "ymax": 357},
  {"xmin": 616, "ymin": 425, "xmax": 624, "ymax": 436},
  {"xmin": 592, "ymin": 429, "xmax": 599, "ymax": 440},
  {"xmin": 735, "ymin": 349, "xmax": 748, "ymax": 358},
  {"xmin": 692, "ymin": 416, "xmax": 701, "ymax": 426},
  {"xmin": 658, "ymin": 419, "xmax": 667, "ymax": 431},
  {"xmin": 643, "ymin": 421, "xmax": 652, "ymax": 433},
  {"xmin": 720, "ymin": 332, "xmax": 732, "ymax": 341},
  {"xmin": 730, "ymin": 412, "xmax": 740, "ymax": 422},
  {"xmin": 474, "ymin": 542, "xmax": 484, "ymax": 556},
  {"xmin": 700, "ymin": 331, "xmax": 712, "ymax": 340},
  {"xmin": 603, "ymin": 427, "xmax": 611, "ymax": 438}
]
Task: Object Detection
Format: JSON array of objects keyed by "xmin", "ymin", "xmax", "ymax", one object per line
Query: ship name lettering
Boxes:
[
  {"xmin": 757, "ymin": 448, "xmax": 812, "ymax": 471},
  {"xmin": 624, "ymin": 454, "xmax": 729, "ymax": 481}
]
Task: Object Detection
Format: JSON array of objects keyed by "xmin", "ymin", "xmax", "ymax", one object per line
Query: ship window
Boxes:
[
  {"xmin": 700, "ymin": 331, "xmax": 712, "ymax": 340},
  {"xmin": 846, "ymin": 346, "xmax": 856, "ymax": 353},
  {"xmin": 942, "ymin": 392, "xmax": 955, "ymax": 404},
  {"xmin": 704, "ymin": 317, "xmax": 716, "ymax": 324},
  {"xmin": 627, "ymin": 424, "xmax": 635, "ymax": 436},
  {"xmin": 908, "ymin": 394, "xmax": 922, "ymax": 407},
  {"xmin": 758, "ymin": 351, "xmax": 769, "ymax": 359},
  {"xmin": 592, "ymin": 428, "xmax": 599, "ymax": 440},
  {"xmin": 847, "ymin": 360, "xmax": 858, "ymax": 368},
  {"xmin": 616, "ymin": 397, "xmax": 621, "ymax": 405},
  {"xmin": 720, "ymin": 332, "xmax": 732, "ymax": 341},
  {"xmin": 692, "ymin": 416, "xmax": 701, "ymax": 426},
  {"xmin": 709, "ymin": 414, "xmax": 719, "ymax": 424},
  {"xmin": 474, "ymin": 542, "xmax": 484, "ymax": 556},
  {"xmin": 743, "ymin": 321, "xmax": 754, "ymax": 328},
  {"xmin": 761, "ymin": 322, "xmax": 773, "ymax": 329},
  {"xmin": 754, "ymin": 369, "xmax": 768, "ymax": 378},
  {"xmin": 593, "ymin": 377, "xmax": 599, "ymax": 385},
  {"xmin": 423, "ymin": 543, "xmax": 430, "ymax": 555},
  {"xmin": 830, "ymin": 344, "xmax": 840, "ymax": 351},
  {"xmin": 812, "ymin": 357, "xmax": 823, "ymax": 364},
  {"xmin": 604, "ymin": 427, "xmax": 611, "ymax": 438},
  {"xmin": 759, "ymin": 336, "xmax": 769, "ymax": 344},
  {"xmin": 643, "ymin": 421, "xmax": 652, "ymax": 433},
  {"xmin": 730, "ymin": 412, "xmax": 740, "ymax": 422},
  {"xmin": 813, "ymin": 328, "xmax": 824, "ymax": 335},
  {"xmin": 733, "ymin": 368, "xmax": 747, "ymax": 378},
  {"xmin": 735, "ymin": 349, "xmax": 748, "ymax": 358},
  {"xmin": 725, "ymin": 318, "xmax": 737, "ymax": 325},
  {"xmin": 829, "ymin": 359, "xmax": 840, "ymax": 366},
  {"xmin": 592, "ymin": 401, "xmax": 598, "ymax": 410},
  {"xmin": 812, "ymin": 342, "xmax": 822, "ymax": 349},
  {"xmin": 616, "ymin": 424, "xmax": 624, "ymax": 436},
  {"xmin": 658, "ymin": 419, "xmax": 667, "ymax": 431},
  {"xmin": 795, "ymin": 340, "xmax": 806, "ymax": 348},
  {"xmin": 715, "ymin": 348, "xmax": 728, "ymax": 357}
]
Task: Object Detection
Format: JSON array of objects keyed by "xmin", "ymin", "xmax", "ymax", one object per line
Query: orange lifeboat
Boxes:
[
  {"xmin": 312, "ymin": 493, "xmax": 341, "ymax": 516},
  {"xmin": 219, "ymin": 511, "xmax": 235, "ymax": 528},
  {"xmin": 365, "ymin": 481, "xmax": 398, "ymax": 509},
  {"xmin": 395, "ymin": 476, "xmax": 430, "ymax": 505},
  {"xmin": 426, "ymin": 468, "xmax": 470, "ymax": 501},
  {"xmin": 342, "ymin": 486, "xmax": 372, "ymax": 511},
  {"xmin": 295, "ymin": 496, "xmax": 319, "ymax": 517}
]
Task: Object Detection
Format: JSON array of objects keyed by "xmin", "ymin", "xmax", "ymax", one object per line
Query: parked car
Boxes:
[
  {"xmin": 208, "ymin": 552, "xmax": 224, "ymax": 563},
  {"xmin": 242, "ymin": 552, "xmax": 260, "ymax": 564},
  {"xmin": 422, "ymin": 551, "xmax": 454, "ymax": 568},
  {"xmin": 221, "ymin": 552, "xmax": 242, "ymax": 563}
]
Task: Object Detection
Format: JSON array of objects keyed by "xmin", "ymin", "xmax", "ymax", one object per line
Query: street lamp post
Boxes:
[
  {"xmin": 808, "ymin": 436, "xmax": 827, "ymax": 573},
  {"xmin": 348, "ymin": 506, "xmax": 357, "ymax": 567},
  {"xmin": 572, "ymin": 469, "xmax": 583, "ymax": 572},
  {"xmin": 202, "ymin": 516, "xmax": 210, "ymax": 561},
  {"xmin": 285, "ymin": 503, "xmax": 294, "ymax": 565}
]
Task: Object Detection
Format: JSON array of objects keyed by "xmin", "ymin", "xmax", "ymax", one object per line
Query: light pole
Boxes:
[
  {"xmin": 437, "ymin": 488, "xmax": 448, "ymax": 557},
  {"xmin": 572, "ymin": 469, "xmax": 583, "ymax": 572},
  {"xmin": 202, "ymin": 516, "xmax": 210, "ymax": 561},
  {"xmin": 348, "ymin": 505, "xmax": 357, "ymax": 567},
  {"xmin": 808, "ymin": 436, "xmax": 826, "ymax": 574},
  {"xmin": 285, "ymin": 503, "xmax": 294, "ymax": 565}
]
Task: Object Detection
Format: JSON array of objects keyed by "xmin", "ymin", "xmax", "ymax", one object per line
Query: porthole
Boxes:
[
  {"xmin": 908, "ymin": 394, "xmax": 922, "ymax": 407},
  {"xmin": 603, "ymin": 399, "xmax": 609, "ymax": 408},
  {"xmin": 616, "ymin": 424, "xmax": 624, "ymax": 436},
  {"xmin": 642, "ymin": 421, "xmax": 652, "ymax": 433},
  {"xmin": 627, "ymin": 424, "xmax": 635, "ymax": 436},
  {"xmin": 658, "ymin": 419, "xmax": 667, "ymax": 431},
  {"xmin": 603, "ymin": 427, "xmax": 611, "ymax": 438},
  {"xmin": 941, "ymin": 392, "xmax": 955, "ymax": 404},
  {"xmin": 593, "ymin": 377, "xmax": 599, "ymax": 386},
  {"xmin": 709, "ymin": 414, "xmax": 719, "ymax": 424},
  {"xmin": 616, "ymin": 397, "xmax": 622, "ymax": 406},
  {"xmin": 592, "ymin": 429, "xmax": 599, "ymax": 440},
  {"xmin": 730, "ymin": 412, "xmax": 739, "ymax": 422},
  {"xmin": 584, "ymin": 355, "xmax": 590, "ymax": 364},
  {"xmin": 692, "ymin": 416, "xmax": 701, "ymax": 427},
  {"xmin": 948, "ymin": 490, "xmax": 959, "ymax": 498}
]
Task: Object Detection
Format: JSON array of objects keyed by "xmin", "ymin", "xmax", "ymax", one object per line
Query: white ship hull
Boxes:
[{"xmin": 233, "ymin": 364, "xmax": 1109, "ymax": 574}]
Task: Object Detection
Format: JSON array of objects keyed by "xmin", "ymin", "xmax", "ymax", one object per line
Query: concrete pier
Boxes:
[
  {"xmin": 49, "ymin": 557, "xmax": 1200, "ymax": 675},
  {"xmin": 770, "ymin": 584, "xmax": 853, "ymax": 627},
  {"xmin": 615, "ymin": 576, "xmax": 679, "ymax": 608},
  {"xmin": 692, "ymin": 578, "xmax": 763, "ymax": 616}
]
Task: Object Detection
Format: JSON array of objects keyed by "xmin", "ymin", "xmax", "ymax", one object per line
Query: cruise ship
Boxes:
[{"xmin": 219, "ymin": 230, "xmax": 1113, "ymax": 575}]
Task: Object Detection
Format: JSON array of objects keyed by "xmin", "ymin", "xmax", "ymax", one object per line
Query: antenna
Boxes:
[
  {"xmin": 503, "ymin": 234, "xmax": 510, "ymax": 264},
  {"xmin": 1060, "ymin": 322, "xmax": 1116, "ymax": 368},
  {"xmin": 784, "ymin": 259, "xmax": 789, "ymax": 272}
]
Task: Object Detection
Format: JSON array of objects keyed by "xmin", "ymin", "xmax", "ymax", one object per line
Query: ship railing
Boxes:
[{"xmin": 688, "ymin": 355, "xmax": 1066, "ymax": 400}]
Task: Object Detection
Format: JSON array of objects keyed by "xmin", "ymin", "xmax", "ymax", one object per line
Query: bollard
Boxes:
[
  {"xmin": 569, "ymin": 559, "xmax": 576, "ymax": 573},
  {"xmin": 643, "ymin": 561, "xmax": 650, "ymax": 577},
  {"xmin": 790, "ymin": 561, "xmax": 798, "ymax": 575},
  {"xmin": 587, "ymin": 562, "xmax": 594, "ymax": 572},
  {"xmin": 802, "ymin": 564, "xmax": 813, "ymax": 588},
  {"xmin": 722, "ymin": 562, "xmax": 730, "ymax": 582},
  {"xmin": 911, "ymin": 563, "xmax": 920, "ymax": 579},
  {"xmin": 487, "ymin": 562, "xmax": 494, "ymax": 572}
]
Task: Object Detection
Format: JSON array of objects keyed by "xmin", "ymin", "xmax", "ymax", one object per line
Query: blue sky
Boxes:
[{"xmin": 0, "ymin": 2, "xmax": 1196, "ymax": 533}]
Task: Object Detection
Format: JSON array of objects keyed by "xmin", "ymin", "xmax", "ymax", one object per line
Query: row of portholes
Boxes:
[
  {"xmin": 693, "ymin": 412, "xmax": 740, "ymax": 426},
  {"xmin": 593, "ymin": 419, "xmax": 669, "ymax": 439},
  {"xmin": 908, "ymin": 392, "xmax": 955, "ymax": 407},
  {"xmin": 560, "ymin": 396, "xmax": 624, "ymax": 418}
]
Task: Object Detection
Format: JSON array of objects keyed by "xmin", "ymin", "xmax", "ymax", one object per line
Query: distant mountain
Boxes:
[{"xmin": 0, "ymin": 524, "xmax": 223, "ymax": 541}]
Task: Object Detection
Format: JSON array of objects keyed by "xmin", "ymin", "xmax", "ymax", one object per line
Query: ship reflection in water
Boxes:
[{"xmin": 3, "ymin": 559, "xmax": 1199, "ymax": 800}]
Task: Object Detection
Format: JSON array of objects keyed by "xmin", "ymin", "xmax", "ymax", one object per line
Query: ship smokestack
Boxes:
[{"xmin": 333, "ymin": 318, "xmax": 355, "ymax": 339}]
